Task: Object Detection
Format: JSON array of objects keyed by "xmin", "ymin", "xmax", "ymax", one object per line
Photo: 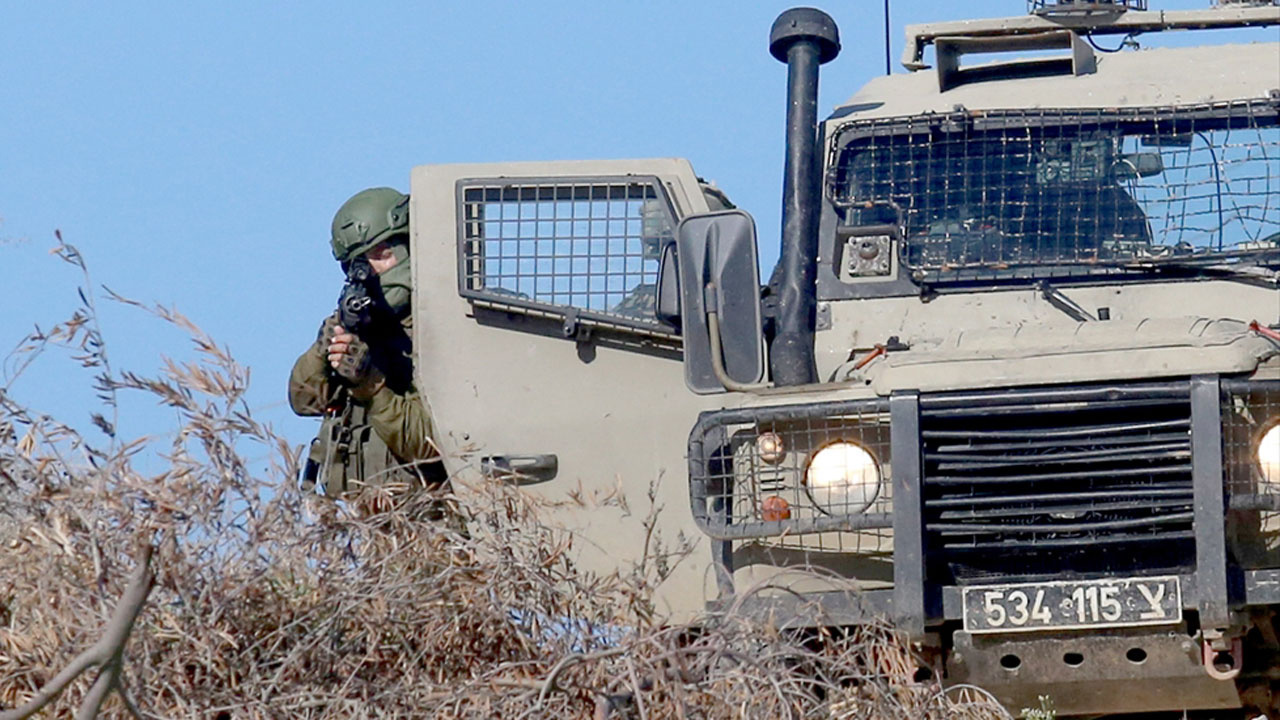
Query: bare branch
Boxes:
[{"xmin": 0, "ymin": 545, "xmax": 153, "ymax": 720}]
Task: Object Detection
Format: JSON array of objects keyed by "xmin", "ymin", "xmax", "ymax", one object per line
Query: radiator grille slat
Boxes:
[
  {"xmin": 933, "ymin": 443, "xmax": 1190, "ymax": 471},
  {"xmin": 927, "ymin": 464, "xmax": 1192, "ymax": 485},
  {"xmin": 925, "ymin": 486, "xmax": 1192, "ymax": 508},
  {"xmin": 922, "ymin": 418, "xmax": 1190, "ymax": 441},
  {"xmin": 941, "ymin": 529, "xmax": 1196, "ymax": 552},
  {"xmin": 931, "ymin": 511, "xmax": 1195, "ymax": 535},
  {"xmin": 936, "ymin": 496, "xmax": 1194, "ymax": 521},
  {"xmin": 921, "ymin": 383, "xmax": 1195, "ymax": 583},
  {"xmin": 933, "ymin": 430, "xmax": 1190, "ymax": 453},
  {"xmin": 923, "ymin": 398, "xmax": 1181, "ymax": 418}
]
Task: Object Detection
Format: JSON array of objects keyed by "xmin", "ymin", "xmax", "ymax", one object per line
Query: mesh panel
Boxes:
[
  {"xmin": 459, "ymin": 180, "xmax": 674, "ymax": 327},
  {"xmin": 688, "ymin": 400, "xmax": 893, "ymax": 555},
  {"xmin": 828, "ymin": 101, "xmax": 1280, "ymax": 278},
  {"xmin": 1225, "ymin": 380, "xmax": 1280, "ymax": 499},
  {"xmin": 1224, "ymin": 379, "xmax": 1280, "ymax": 568}
]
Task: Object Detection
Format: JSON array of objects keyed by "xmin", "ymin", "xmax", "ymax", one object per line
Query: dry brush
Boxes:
[{"xmin": 0, "ymin": 241, "xmax": 1010, "ymax": 719}]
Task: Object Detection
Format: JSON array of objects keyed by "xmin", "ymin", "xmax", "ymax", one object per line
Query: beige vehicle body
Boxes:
[{"xmin": 409, "ymin": 5, "xmax": 1280, "ymax": 716}]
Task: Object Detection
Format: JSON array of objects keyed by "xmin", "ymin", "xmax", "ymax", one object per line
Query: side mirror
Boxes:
[
  {"xmin": 655, "ymin": 241, "xmax": 681, "ymax": 330},
  {"xmin": 674, "ymin": 210, "xmax": 766, "ymax": 394},
  {"xmin": 1115, "ymin": 151, "xmax": 1164, "ymax": 179}
]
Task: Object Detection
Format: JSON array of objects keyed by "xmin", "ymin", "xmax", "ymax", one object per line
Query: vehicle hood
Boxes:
[{"xmin": 845, "ymin": 316, "xmax": 1278, "ymax": 394}]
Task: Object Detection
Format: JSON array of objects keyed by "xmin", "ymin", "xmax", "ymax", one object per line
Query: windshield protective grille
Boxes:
[{"xmin": 828, "ymin": 101, "xmax": 1280, "ymax": 277}]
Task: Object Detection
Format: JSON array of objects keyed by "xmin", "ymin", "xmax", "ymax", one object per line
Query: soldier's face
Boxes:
[{"xmin": 364, "ymin": 241, "xmax": 400, "ymax": 275}]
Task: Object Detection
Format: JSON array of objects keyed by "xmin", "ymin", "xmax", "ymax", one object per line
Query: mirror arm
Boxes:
[{"xmin": 706, "ymin": 302, "xmax": 768, "ymax": 393}]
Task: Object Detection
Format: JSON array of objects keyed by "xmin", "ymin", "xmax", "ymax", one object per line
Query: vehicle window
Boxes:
[
  {"xmin": 829, "ymin": 101, "xmax": 1280, "ymax": 278},
  {"xmin": 458, "ymin": 178, "xmax": 676, "ymax": 332}
]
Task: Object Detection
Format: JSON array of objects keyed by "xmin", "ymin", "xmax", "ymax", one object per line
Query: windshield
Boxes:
[{"xmin": 828, "ymin": 100, "xmax": 1280, "ymax": 279}]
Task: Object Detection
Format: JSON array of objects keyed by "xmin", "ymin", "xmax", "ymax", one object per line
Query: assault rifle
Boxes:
[
  {"xmin": 333, "ymin": 255, "xmax": 412, "ymax": 385},
  {"xmin": 337, "ymin": 255, "xmax": 378, "ymax": 334}
]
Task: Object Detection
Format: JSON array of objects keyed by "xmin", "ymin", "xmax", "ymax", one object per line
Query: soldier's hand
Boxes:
[
  {"xmin": 327, "ymin": 325, "xmax": 372, "ymax": 384},
  {"xmin": 327, "ymin": 326, "xmax": 354, "ymax": 368}
]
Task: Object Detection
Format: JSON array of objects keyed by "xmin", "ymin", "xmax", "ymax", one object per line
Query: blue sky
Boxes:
[{"xmin": 2, "ymin": 1, "xmax": 1274, "ymax": 457}]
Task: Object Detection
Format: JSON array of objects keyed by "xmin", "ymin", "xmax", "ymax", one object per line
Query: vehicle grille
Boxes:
[{"xmin": 919, "ymin": 383, "xmax": 1196, "ymax": 584}]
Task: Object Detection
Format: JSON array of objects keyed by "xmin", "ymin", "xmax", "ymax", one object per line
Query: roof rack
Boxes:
[
  {"xmin": 1029, "ymin": 0, "xmax": 1148, "ymax": 16},
  {"xmin": 903, "ymin": 5, "xmax": 1280, "ymax": 71}
]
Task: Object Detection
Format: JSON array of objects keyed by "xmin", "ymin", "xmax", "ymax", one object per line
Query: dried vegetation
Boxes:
[{"xmin": 0, "ymin": 241, "xmax": 1011, "ymax": 718}]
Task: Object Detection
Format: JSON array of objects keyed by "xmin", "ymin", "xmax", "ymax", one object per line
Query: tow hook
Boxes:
[{"xmin": 1202, "ymin": 636, "xmax": 1243, "ymax": 680}]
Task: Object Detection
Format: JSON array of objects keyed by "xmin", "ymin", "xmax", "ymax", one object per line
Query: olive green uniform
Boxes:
[{"xmin": 290, "ymin": 316, "xmax": 442, "ymax": 496}]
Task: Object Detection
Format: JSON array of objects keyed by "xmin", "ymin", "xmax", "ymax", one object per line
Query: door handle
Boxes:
[{"xmin": 481, "ymin": 454, "xmax": 559, "ymax": 485}]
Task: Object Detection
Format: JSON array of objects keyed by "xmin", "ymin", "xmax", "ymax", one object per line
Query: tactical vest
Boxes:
[{"xmin": 301, "ymin": 399, "xmax": 438, "ymax": 498}]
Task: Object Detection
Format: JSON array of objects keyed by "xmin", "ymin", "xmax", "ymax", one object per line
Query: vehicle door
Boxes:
[{"xmin": 409, "ymin": 159, "xmax": 723, "ymax": 619}]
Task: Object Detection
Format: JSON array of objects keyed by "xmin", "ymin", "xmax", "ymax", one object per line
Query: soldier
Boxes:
[{"xmin": 290, "ymin": 187, "xmax": 443, "ymax": 497}]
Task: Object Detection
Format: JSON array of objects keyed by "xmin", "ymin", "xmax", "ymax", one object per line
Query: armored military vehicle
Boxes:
[{"xmin": 407, "ymin": 0, "xmax": 1280, "ymax": 714}]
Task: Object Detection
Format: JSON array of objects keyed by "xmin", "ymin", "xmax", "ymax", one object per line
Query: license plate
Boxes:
[{"xmin": 962, "ymin": 576, "xmax": 1182, "ymax": 634}]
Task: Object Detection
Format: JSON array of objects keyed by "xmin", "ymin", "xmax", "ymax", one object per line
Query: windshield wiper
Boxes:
[
  {"xmin": 1038, "ymin": 281, "xmax": 1096, "ymax": 322},
  {"xmin": 1113, "ymin": 254, "xmax": 1280, "ymax": 288}
]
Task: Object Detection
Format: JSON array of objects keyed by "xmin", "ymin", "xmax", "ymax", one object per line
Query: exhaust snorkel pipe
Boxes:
[{"xmin": 768, "ymin": 8, "xmax": 840, "ymax": 387}]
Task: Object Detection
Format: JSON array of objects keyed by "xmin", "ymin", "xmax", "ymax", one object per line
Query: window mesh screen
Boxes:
[
  {"xmin": 460, "ymin": 180, "xmax": 674, "ymax": 327},
  {"xmin": 829, "ymin": 101, "xmax": 1280, "ymax": 276}
]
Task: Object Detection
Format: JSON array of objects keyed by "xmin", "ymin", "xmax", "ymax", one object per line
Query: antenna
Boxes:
[{"xmin": 883, "ymin": 0, "xmax": 891, "ymax": 75}]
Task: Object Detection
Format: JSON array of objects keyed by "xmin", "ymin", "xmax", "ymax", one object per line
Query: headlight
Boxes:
[
  {"xmin": 756, "ymin": 431, "xmax": 785, "ymax": 465},
  {"xmin": 804, "ymin": 441, "xmax": 881, "ymax": 515},
  {"xmin": 1260, "ymin": 423, "xmax": 1280, "ymax": 485}
]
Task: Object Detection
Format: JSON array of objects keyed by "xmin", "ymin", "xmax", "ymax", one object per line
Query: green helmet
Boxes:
[{"xmin": 330, "ymin": 187, "xmax": 410, "ymax": 263}]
